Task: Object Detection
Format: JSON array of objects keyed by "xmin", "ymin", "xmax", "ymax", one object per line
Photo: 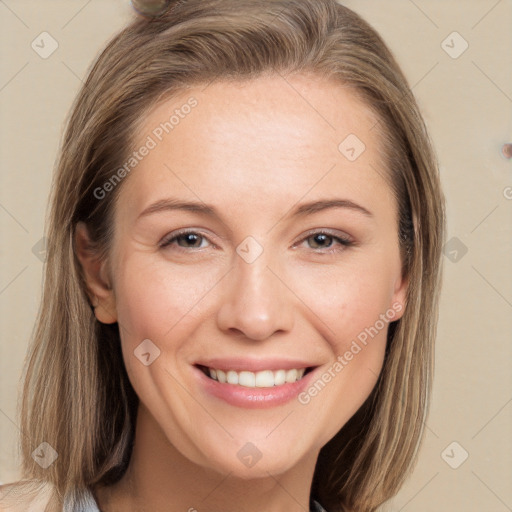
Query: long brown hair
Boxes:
[{"xmin": 10, "ymin": 1, "xmax": 445, "ymax": 510}]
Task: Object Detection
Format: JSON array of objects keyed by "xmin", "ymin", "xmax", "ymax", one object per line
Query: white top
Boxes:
[{"xmin": 0, "ymin": 483, "xmax": 327, "ymax": 511}]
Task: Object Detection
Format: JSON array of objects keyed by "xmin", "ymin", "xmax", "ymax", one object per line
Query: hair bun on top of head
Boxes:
[{"xmin": 131, "ymin": 0, "xmax": 175, "ymax": 17}]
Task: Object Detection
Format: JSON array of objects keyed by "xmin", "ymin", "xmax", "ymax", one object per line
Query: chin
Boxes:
[{"xmin": 189, "ymin": 434, "xmax": 309, "ymax": 479}]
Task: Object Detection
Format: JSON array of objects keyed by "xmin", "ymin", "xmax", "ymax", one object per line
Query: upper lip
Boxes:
[{"xmin": 195, "ymin": 358, "xmax": 318, "ymax": 372}]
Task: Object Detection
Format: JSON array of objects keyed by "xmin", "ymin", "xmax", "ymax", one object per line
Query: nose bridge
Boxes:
[{"xmin": 216, "ymin": 240, "xmax": 294, "ymax": 340}]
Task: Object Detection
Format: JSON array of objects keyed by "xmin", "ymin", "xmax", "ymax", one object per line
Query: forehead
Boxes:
[{"xmin": 117, "ymin": 73, "xmax": 392, "ymax": 222}]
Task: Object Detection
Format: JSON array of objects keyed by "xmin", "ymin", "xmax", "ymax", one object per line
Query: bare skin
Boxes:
[{"xmin": 75, "ymin": 73, "xmax": 408, "ymax": 512}]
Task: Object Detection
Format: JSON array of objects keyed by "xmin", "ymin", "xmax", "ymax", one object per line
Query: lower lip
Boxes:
[{"xmin": 194, "ymin": 366, "xmax": 316, "ymax": 409}]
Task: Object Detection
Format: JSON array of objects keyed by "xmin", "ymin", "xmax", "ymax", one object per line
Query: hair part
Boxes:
[{"xmin": 16, "ymin": 1, "xmax": 445, "ymax": 511}]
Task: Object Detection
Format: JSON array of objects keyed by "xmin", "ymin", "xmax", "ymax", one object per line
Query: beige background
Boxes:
[{"xmin": 1, "ymin": 1, "xmax": 511, "ymax": 510}]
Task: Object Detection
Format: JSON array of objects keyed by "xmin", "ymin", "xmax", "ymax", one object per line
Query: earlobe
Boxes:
[
  {"xmin": 391, "ymin": 273, "xmax": 409, "ymax": 321},
  {"xmin": 74, "ymin": 222, "xmax": 118, "ymax": 324}
]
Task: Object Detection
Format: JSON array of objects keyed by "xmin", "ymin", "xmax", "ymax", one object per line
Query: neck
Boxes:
[{"xmin": 94, "ymin": 402, "xmax": 319, "ymax": 512}]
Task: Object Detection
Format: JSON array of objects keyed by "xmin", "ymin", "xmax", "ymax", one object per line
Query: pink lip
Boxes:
[
  {"xmin": 192, "ymin": 364, "xmax": 318, "ymax": 409},
  {"xmin": 194, "ymin": 357, "xmax": 315, "ymax": 372}
]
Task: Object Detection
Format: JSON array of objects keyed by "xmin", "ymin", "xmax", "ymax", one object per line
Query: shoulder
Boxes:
[{"xmin": 0, "ymin": 481, "xmax": 53, "ymax": 512}]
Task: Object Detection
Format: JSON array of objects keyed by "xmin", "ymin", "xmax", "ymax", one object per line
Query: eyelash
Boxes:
[{"xmin": 159, "ymin": 229, "xmax": 353, "ymax": 254}]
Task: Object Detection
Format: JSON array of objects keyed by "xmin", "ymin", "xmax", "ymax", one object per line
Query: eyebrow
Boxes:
[{"xmin": 136, "ymin": 197, "xmax": 373, "ymax": 222}]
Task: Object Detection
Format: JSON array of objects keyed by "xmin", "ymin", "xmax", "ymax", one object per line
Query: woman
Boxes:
[{"xmin": 0, "ymin": 0, "xmax": 445, "ymax": 511}]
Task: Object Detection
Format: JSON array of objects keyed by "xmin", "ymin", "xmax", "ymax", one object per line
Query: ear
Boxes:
[
  {"xmin": 390, "ymin": 272, "xmax": 409, "ymax": 322},
  {"xmin": 74, "ymin": 221, "xmax": 117, "ymax": 324}
]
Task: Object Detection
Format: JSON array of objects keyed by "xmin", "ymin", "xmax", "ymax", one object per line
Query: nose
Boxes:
[{"xmin": 216, "ymin": 248, "xmax": 294, "ymax": 341}]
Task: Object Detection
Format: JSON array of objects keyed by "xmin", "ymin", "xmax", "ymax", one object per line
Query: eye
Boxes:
[
  {"xmin": 159, "ymin": 229, "xmax": 353, "ymax": 254},
  {"xmin": 296, "ymin": 230, "xmax": 353, "ymax": 254},
  {"xmin": 159, "ymin": 230, "xmax": 212, "ymax": 251}
]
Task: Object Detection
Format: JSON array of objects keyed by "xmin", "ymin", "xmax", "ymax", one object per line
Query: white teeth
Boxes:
[
  {"xmin": 285, "ymin": 369, "xmax": 298, "ymax": 383},
  {"xmin": 255, "ymin": 370, "xmax": 273, "ymax": 387},
  {"xmin": 274, "ymin": 369, "xmax": 286, "ymax": 386},
  {"xmin": 205, "ymin": 367, "xmax": 307, "ymax": 387},
  {"xmin": 226, "ymin": 370, "xmax": 239, "ymax": 385},
  {"xmin": 239, "ymin": 371, "xmax": 256, "ymax": 387}
]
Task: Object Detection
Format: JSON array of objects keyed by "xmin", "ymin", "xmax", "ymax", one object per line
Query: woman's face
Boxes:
[{"xmin": 93, "ymin": 73, "xmax": 407, "ymax": 477}]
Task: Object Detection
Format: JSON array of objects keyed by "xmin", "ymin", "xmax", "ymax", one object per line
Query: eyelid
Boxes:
[
  {"xmin": 158, "ymin": 228, "xmax": 216, "ymax": 249},
  {"xmin": 291, "ymin": 229, "xmax": 354, "ymax": 254},
  {"xmin": 296, "ymin": 228, "xmax": 353, "ymax": 244}
]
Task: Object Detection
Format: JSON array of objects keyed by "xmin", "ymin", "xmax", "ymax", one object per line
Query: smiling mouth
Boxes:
[{"xmin": 197, "ymin": 365, "xmax": 314, "ymax": 388}]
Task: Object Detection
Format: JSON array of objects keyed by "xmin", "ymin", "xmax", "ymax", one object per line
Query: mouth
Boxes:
[{"xmin": 196, "ymin": 364, "xmax": 315, "ymax": 388}]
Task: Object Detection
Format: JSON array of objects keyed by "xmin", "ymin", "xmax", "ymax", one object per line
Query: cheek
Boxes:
[
  {"xmin": 114, "ymin": 254, "xmax": 221, "ymax": 341},
  {"xmin": 112, "ymin": 256, "xmax": 216, "ymax": 420},
  {"xmin": 290, "ymin": 256, "xmax": 399, "ymax": 350},
  {"xmin": 293, "ymin": 263, "xmax": 394, "ymax": 442}
]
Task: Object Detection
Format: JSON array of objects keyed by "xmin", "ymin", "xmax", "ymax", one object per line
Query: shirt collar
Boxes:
[{"xmin": 311, "ymin": 498, "xmax": 329, "ymax": 512}]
